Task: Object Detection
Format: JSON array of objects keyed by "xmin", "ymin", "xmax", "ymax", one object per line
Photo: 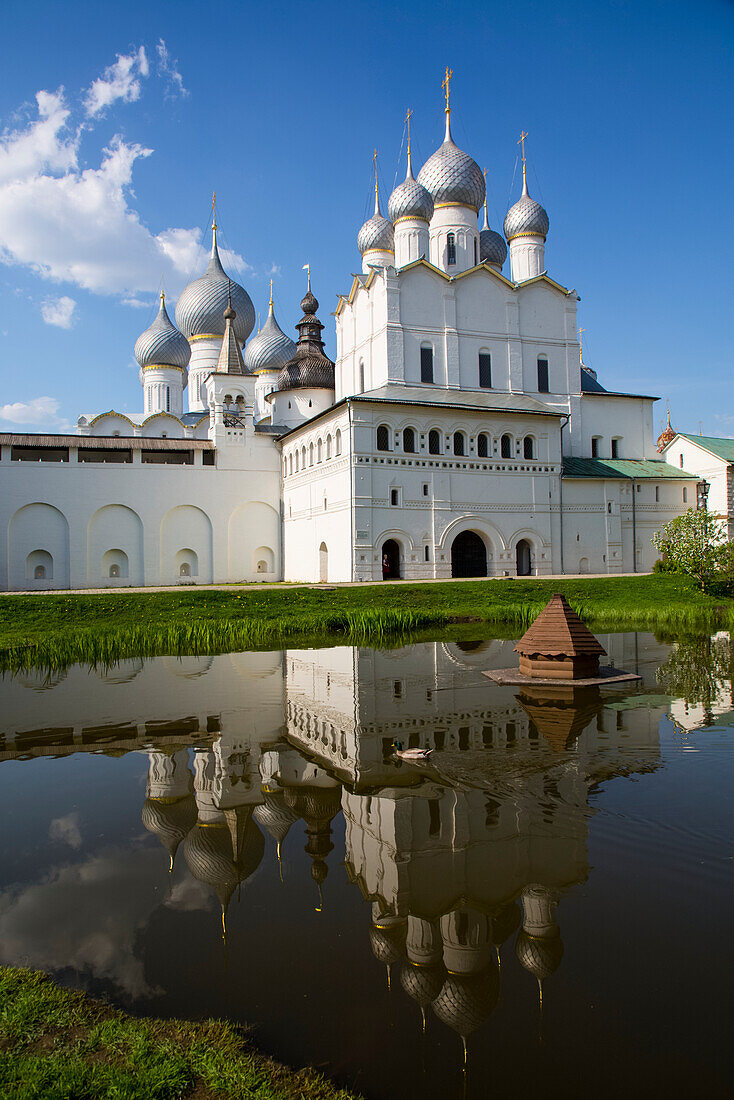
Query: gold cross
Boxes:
[
  {"xmin": 578, "ymin": 327, "xmax": 585, "ymax": 363},
  {"xmin": 443, "ymin": 67, "xmax": 453, "ymax": 111},
  {"xmin": 518, "ymin": 131, "xmax": 528, "ymax": 168},
  {"xmin": 405, "ymin": 107, "xmax": 413, "ymax": 148},
  {"xmin": 269, "ymin": 278, "xmax": 273, "ymax": 306},
  {"xmin": 212, "ymin": 190, "xmax": 216, "ymax": 229}
]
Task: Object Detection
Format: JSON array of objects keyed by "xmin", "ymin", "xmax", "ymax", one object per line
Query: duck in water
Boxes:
[{"xmin": 392, "ymin": 740, "xmax": 433, "ymax": 761}]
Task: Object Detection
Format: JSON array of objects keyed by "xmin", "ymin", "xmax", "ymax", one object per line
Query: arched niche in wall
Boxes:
[
  {"xmin": 228, "ymin": 501, "xmax": 279, "ymax": 582},
  {"xmin": 160, "ymin": 507, "xmax": 212, "ymax": 585},
  {"xmin": 87, "ymin": 504, "xmax": 144, "ymax": 586},
  {"xmin": 9, "ymin": 503, "xmax": 70, "ymax": 590}
]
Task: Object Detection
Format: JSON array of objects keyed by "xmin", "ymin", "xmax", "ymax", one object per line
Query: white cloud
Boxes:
[
  {"xmin": 83, "ymin": 47, "xmax": 149, "ymax": 118},
  {"xmin": 0, "ymin": 395, "xmax": 71, "ymax": 431},
  {"xmin": 49, "ymin": 812, "xmax": 82, "ymax": 849},
  {"xmin": 156, "ymin": 40, "xmax": 188, "ymax": 99},
  {"xmin": 41, "ymin": 294, "xmax": 76, "ymax": 328},
  {"xmin": 0, "ymin": 76, "xmax": 249, "ymax": 299}
]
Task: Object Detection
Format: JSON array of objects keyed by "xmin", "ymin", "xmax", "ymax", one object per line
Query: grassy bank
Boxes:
[
  {"xmin": 0, "ymin": 967, "xmax": 359, "ymax": 1100},
  {"xmin": 1, "ymin": 575, "xmax": 731, "ymax": 671}
]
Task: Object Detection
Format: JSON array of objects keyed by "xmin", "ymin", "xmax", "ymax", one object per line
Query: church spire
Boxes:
[{"xmin": 215, "ymin": 282, "xmax": 247, "ymax": 374}]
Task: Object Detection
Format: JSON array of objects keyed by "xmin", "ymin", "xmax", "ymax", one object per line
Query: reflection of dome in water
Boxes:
[
  {"xmin": 285, "ymin": 783, "xmax": 342, "ymax": 905},
  {"xmin": 161, "ymin": 655, "xmax": 214, "ymax": 679},
  {"xmin": 432, "ymin": 966, "xmax": 499, "ymax": 1037},
  {"xmin": 13, "ymin": 667, "xmax": 68, "ymax": 692},
  {"xmin": 369, "ymin": 919, "xmax": 407, "ymax": 964},
  {"xmin": 400, "ymin": 960, "xmax": 445, "ymax": 1007},
  {"xmin": 253, "ymin": 790, "xmax": 299, "ymax": 845},
  {"xmin": 93, "ymin": 658, "xmax": 144, "ymax": 684},
  {"xmin": 142, "ymin": 794, "xmax": 197, "ymax": 863},
  {"xmin": 515, "ymin": 929, "xmax": 564, "ymax": 979},
  {"xmin": 183, "ymin": 816, "xmax": 265, "ymax": 908}
]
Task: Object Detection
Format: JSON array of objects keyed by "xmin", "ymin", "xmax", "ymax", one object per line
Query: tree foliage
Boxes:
[{"xmin": 652, "ymin": 509, "xmax": 731, "ymax": 591}]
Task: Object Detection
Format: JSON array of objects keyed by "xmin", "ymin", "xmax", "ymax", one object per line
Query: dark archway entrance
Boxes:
[
  {"xmin": 451, "ymin": 531, "xmax": 488, "ymax": 578},
  {"xmin": 516, "ymin": 539, "xmax": 532, "ymax": 576},
  {"xmin": 382, "ymin": 539, "xmax": 401, "ymax": 580}
]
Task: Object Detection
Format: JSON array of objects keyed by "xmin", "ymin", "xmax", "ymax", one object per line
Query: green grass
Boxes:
[
  {"xmin": 0, "ymin": 966, "xmax": 360, "ymax": 1100},
  {"xmin": 0, "ymin": 574, "xmax": 731, "ymax": 671}
]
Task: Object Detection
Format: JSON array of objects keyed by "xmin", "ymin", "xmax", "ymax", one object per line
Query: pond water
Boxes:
[{"xmin": 1, "ymin": 633, "xmax": 733, "ymax": 1099}]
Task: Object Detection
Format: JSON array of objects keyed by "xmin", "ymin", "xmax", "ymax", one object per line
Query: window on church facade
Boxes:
[
  {"xmin": 592, "ymin": 436, "xmax": 600, "ymax": 458},
  {"xmin": 326, "ymin": 435, "xmax": 332, "ymax": 459},
  {"xmin": 611, "ymin": 438, "xmax": 620, "ymax": 458},
  {"xmin": 683, "ymin": 487, "xmax": 688, "ymax": 503},
  {"xmin": 425, "ymin": 545, "xmax": 430, "ymax": 561},
  {"xmin": 474, "ymin": 238, "xmax": 478, "ymax": 265},
  {"xmin": 523, "ymin": 436, "xmax": 534, "ymax": 459},
  {"xmin": 359, "ymin": 360, "xmax": 365, "ymax": 393},
  {"xmin": 537, "ymin": 357, "xmax": 549, "ymax": 393},
  {"xmin": 166, "ymin": 386, "xmax": 170, "ymax": 412},
  {"xmin": 447, "ymin": 233, "xmax": 456, "ymax": 265},
  {"xmin": 309, "ymin": 443, "xmax": 314, "ymax": 466},
  {"xmin": 421, "ymin": 345, "xmax": 434, "ymax": 384},
  {"xmin": 390, "ymin": 489, "xmax": 399, "ymax": 506},
  {"xmin": 679, "ymin": 453, "xmax": 684, "ymax": 468},
  {"xmin": 479, "ymin": 352, "xmax": 492, "ymax": 388},
  {"xmin": 317, "ymin": 439, "xmax": 322, "ymax": 462},
  {"xmin": 477, "ymin": 433, "xmax": 489, "ymax": 458},
  {"xmin": 377, "ymin": 425, "xmax": 390, "ymax": 451},
  {"xmin": 335, "ymin": 429, "xmax": 342, "ymax": 455},
  {"xmin": 403, "ymin": 427, "xmax": 415, "ymax": 453},
  {"xmin": 655, "ymin": 486, "xmax": 660, "ymax": 502},
  {"xmin": 501, "ymin": 434, "xmax": 512, "ymax": 458},
  {"xmin": 453, "ymin": 432, "xmax": 465, "ymax": 457},
  {"xmin": 428, "ymin": 429, "xmax": 441, "ymax": 455}
]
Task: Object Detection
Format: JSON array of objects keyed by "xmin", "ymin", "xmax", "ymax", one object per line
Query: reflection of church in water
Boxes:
[
  {"xmin": 129, "ymin": 637, "xmax": 665, "ymax": 1052},
  {"xmin": 1, "ymin": 637, "xmax": 667, "ymax": 1053}
]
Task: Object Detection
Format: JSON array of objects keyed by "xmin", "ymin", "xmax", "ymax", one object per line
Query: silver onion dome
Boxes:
[
  {"xmin": 417, "ymin": 113, "xmax": 485, "ymax": 212},
  {"xmin": 175, "ymin": 227, "xmax": 255, "ymax": 343},
  {"xmin": 244, "ymin": 298, "xmax": 297, "ymax": 374},
  {"xmin": 134, "ymin": 294, "xmax": 191, "ymax": 369},
  {"xmin": 388, "ymin": 148, "xmax": 434, "ymax": 223},
  {"xmin": 504, "ymin": 169, "xmax": 549, "ymax": 241},
  {"xmin": 358, "ymin": 183, "xmax": 395, "ymax": 255},
  {"xmin": 479, "ymin": 201, "xmax": 507, "ymax": 267}
]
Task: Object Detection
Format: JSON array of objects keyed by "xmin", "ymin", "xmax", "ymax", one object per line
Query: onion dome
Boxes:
[
  {"xmin": 243, "ymin": 293, "xmax": 297, "ymax": 374},
  {"xmin": 657, "ymin": 407, "xmax": 676, "ymax": 452},
  {"xmin": 400, "ymin": 960, "xmax": 446, "ymax": 1008},
  {"xmin": 504, "ymin": 164, "xmax": 549, "ymax": 242},
  {"xmin": 284, "ymin": 783, "xmax": 342, "ymax": 909},
  {"xmin": 134, "ymin": 293, "xmax": 190, "ymax": 369},
  {"xmin": 369, "ymin": 917, "xmax": 407, "ymax": 965},
  {"xmin": 358, "ymin": 181, "xmax": 395, "ymax": 255},
  {"xmin": 417, "ymin": 111, "xmax": 485, "ymax": 212},
  {"xmin": 515, "ymin": 929, "xmax": 564, "ymax": 979},
  {"xmin": 252, "ymin": 790, "xmax": 299, "ymax": 847},
  {"xmin": 183, "ymin": 815, "xmax": 265, "ymax": 910},
  {"xmin": 141, "ymin": 794, "xmax": 197, "ymax": 869},
  {"xmin": 480, "ymin": 196, "xmax": 507, "ymax": 268},
  {"xmin": 388, "ymin": 146, "xmax": 433, "ymax": 224},
  {"xmin": 175, "ymin": 225, "xmax": 255, "ymax": 343},
  {"xmin": 432, "ymin": 966, "xmax": 499, "ymax": 1038},
  {"xmin": 277, "ymin": 276, "xmax": 335, "ymax": 392}
]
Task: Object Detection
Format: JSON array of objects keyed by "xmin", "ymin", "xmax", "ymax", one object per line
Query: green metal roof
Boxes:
[
  {"xmin": 562, "ymin": 457, "xmax": 699, "ymax": 480},
  {"xmin": 680, "ymin": 434, "xmax": 734, "ymax": 462}
]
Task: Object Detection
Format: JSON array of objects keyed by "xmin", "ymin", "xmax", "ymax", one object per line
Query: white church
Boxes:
[{"xmin": 0, "ymin": 82, "xmax": 711, "ymax": 590}]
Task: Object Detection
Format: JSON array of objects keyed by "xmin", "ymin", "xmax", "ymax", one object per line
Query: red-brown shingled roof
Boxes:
[{"xmin": 515, "ymin": 594, "xmax": 606, "ymax": 659}]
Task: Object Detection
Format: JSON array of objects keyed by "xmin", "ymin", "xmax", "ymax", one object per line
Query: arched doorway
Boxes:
[
  {"xmin": 319, "ymin": 542, "xmax": 328, "ymax": 582},
  {"xmin": 382, "ymin": 539, "xmax": 401, "ymax": 580},
  {"xmin": 516, "ymin": 539, "xmax": 532, "ymax": 576},
  {"xmin": 451, "ymin": 531, "xmax": 487, "ymax": 578}
]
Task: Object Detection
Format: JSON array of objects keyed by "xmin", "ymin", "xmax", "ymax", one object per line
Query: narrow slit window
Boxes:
[
  {"xmin": 428, "ymin": 429, "xmax": 441, "ymax": 455},
  {"xmin": 523, "ymin": 436, "xmax": 534, "ymax": 459},
  {"xmin": 501, "ymin": 434, "xmax": 512, "ymax": 458},
  {"xmin": 477, "ymin": 433, "xmax": 489, "ymax": 458},
  {"xmin": 377, "ymin": 424, "xmax": 390, "ymax": 451},
  {"xmin": 537, "ymin": 357, "xmax": 549, "ymax": 393},
  {"xmin": 403, "ymin": 427, "xmax": 415, "ymax": 453},
  {"xmin": 447, "ymin": 233, "xmax": 456, "ymax": 265},
  {"xmin": 479, "ymin": 352, "xmax": 492, "ymax": 388},
  {"xmin": 453, "ymin": 432, "xmax": 465, "ymax": 457},
  {"xmin": 421, "ymin": 346, "xmax": 434, "ymax": 384}
]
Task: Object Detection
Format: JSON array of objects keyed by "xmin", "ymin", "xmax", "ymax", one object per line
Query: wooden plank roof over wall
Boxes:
[{"xmin": 0, "ymin": 434, "xmax": 213, "ymax": 450}]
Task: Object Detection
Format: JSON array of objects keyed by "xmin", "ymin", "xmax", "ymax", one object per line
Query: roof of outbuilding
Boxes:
[
  {"xmin": 676, "ymin": 434, "xmax": 734, "ymax": 463},
  {"xmin": 562, "ymin": 457, "xmax": 699, "ymax": 480},
  {"xmin": 352, "ymin": 383, "xmax": 562, "ymax": 417},
  {"xmin": 515, "ymin": 594, "xmax": 606, "ymax": 659}
]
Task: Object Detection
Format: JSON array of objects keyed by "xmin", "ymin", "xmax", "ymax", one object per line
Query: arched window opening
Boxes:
[
  {"xmin": 377, "ymin": 424, "xmax": 390, "ymax": 451},
  {"xmin": 319, "ymin": 542, "xmax": 328, "ymax": 583},
  {"xmin": 501, "ymin": 434, "xmax": 512, "ymax": 459},
  {"xmin": 359, "ymin": 360, "xmax": 365, "ymax": 393},
  {"xmin": 428, "ymin": 429, "xmax": 441, "ymax": 455},
  {"xmin": 479, "ymin": 352, "xmax": 492, "ymax": 389},
  {"xmin": 294, "ymin": 452, "xmax": 299, "ymax": 472},
  {"xmin": 335, "ymin": 429, "xmax": 342, "ymax": 456},
  {"xmin": 34, "ymin": 565, "xmax": 46, "ymax": 579},
  {"xmin": 317, "ymin": 438, "xmax": 323, "ymax": 462},
  {"xmin": 289, "ymin": 454, "xmax": 293, "ymax": 475},
  {"xmin": 301, "ymin": 446, "xmax": 306, "ymax": 467},
  {"xmin": 403, "ymin": 427, "xmax": 415, "ymax": 453},
  {"xmin": 523, "ymin": 436, "xmax": 534, "ymax": 460},
  {"xmin": 257, "ymin": 560, "xmax": 267, "ymax": 573},
  {"xmin": 611, "ymin": 437, "xmax": 621, "ymax": 459},
  {"xmin": 326, "ymin": 435, "xmax": 332, "ymax": 459},
  {"xmin": 537, "ymin": 357, "xmax": 549, "ymax": 393},
  {"xmin": 451, "ymin": 532, "xmax": 488, "ymax": 578},
  {"xmin": 453, "ymin": 432, "xmax": 465, "ymax": 457},
  {"xmin": 109, "ymin": 564, "xmax": 120, "ymax": 578},
  {"xmin": 473, "ymin": 237, "xmax": 478, "ymax": 266},
  {"xmin": 447, "ymin": 233, "xmax": 456, "ymax": 266},
  {"xmin": 477, "ymin": 433, "xmax": 489, "ymax": 458},
  {"xmin": 27, "ymin": 550, "xmax": 53, "ymax": 582},
  {"xmin": 309, "ymin": 443, "xmax": 314, "ymax": 466},
  {"xmin": 420, "ymin": 344, "xmax": 434, "ymax": 384},
  {"xmin": 516, "ymin": 539, "xmax": 533, "ymax": 576},
  {"xmin": 592, "ymin": 437, "xmax": 601, "ymax": 458},
  {"xmin": 179, "ymin": 563, "xmax": 190, "ymax": 577}
]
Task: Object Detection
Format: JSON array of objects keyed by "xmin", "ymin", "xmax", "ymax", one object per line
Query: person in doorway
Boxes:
[{"xmin": 382, "ymin": 553, "xmax": 390, "ymax": 580}]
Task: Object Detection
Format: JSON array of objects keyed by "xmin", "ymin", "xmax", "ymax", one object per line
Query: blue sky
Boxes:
[{"xmin": 0, "ymin": 0, "xmax": 731, "ymax": 436}]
